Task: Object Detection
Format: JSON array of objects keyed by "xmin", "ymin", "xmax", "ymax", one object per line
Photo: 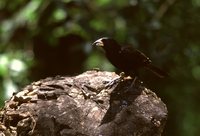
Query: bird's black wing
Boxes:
[
  {"xmin": 119, "ymin": 46, "xmax": 151, "ymax": 65},
  {"xmin": 119, "ymin": 46, "xmax": 167, "ymax": 77}
]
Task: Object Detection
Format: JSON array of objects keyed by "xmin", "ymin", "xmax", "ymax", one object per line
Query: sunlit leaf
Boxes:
[
  {"xmin": 9, "ymin": 59, "xmax": 26, "ymax": 76},
  {"xmin": 96, "ymin": 0, "xmax": 112, "ymax": 6},
  {"xmin": 90, "ymin": 18, "xmax": 108, "ymax": 31},
  {"xmin": 16, "ymin": 0, "xmax": 42, "ymax": 23},
  {"xmin": 3, "ymin": 78, "xmax": 17, "ymax": 99},
  {"xmin": 0, "ymin": 55, "xmax": 9, "ymax": 76},
  {"xmin": 53, "ymin": 8, "xmax": 67, "ymax": 21},
  {"xmin": 192, "ymin": 0, "xmax": 200, "ymax": 7}
]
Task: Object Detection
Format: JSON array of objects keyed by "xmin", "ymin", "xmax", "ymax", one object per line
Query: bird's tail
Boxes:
[{"xmin": 145, "ymin": 64, "xmax": 168, "ymax": 78}]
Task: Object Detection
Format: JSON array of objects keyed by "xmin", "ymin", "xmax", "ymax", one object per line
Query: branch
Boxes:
[{"xmin": 154, "ymin": 0, "xmax": 176, "ymax": 20}]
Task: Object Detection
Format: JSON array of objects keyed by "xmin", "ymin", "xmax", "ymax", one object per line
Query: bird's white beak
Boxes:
[{"xmin": 92, "ymin": 39, "xmax": 104, "ymax": 47}]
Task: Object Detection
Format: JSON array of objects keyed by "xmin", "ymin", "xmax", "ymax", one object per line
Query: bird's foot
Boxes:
[
  {"xmin": 104, "ymin": 77, "xmax": 121, "ymax": 88},
  {"xmin": 104, "ymin": 72, "xmax": 125, "ymax": 88},
  {"xmin": 119, "ymin": 72, "xmax": 126, "ymax": 78},
  {"xmin": 91, "ymin": 67, "xmax": 100, "ymax": 71}
]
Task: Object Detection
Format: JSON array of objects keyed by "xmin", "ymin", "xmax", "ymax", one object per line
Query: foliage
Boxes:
[{"xmin": 1, "ymin": 0, "xmax": 200, "ymax": 135}]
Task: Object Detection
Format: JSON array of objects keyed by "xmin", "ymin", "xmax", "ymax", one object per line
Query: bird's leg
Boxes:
[
  {"xmin": 104, "ymin": 72, "xmax": 125, "ymax": 88},
  {"xmin": 129, "ymin": 76, "xmax": 143, "ymax": 88},
  {"xmin": 130, "ymin": 76, "xmax": 138, "ymax": 88}
]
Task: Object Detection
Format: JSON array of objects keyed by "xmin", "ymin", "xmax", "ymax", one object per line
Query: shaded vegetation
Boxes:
[{"xmin": 0, "ymin": 0, "xmax": 200, "ymax": 135}]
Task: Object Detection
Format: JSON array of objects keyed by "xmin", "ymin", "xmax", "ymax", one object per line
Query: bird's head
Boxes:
[{"xmin": 92, "ymin": 37, "xmax": 121, "ymax": 51}]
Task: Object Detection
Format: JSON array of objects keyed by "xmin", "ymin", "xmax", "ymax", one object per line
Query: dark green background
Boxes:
[{"xmin": 0, "ymin": 0, "xmax": 200, "ymax": 135}]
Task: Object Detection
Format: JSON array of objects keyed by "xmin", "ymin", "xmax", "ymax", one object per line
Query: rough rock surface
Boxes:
[{"xmin": 0, "ymin": 70, "xmax": 167, "ymax": 136}]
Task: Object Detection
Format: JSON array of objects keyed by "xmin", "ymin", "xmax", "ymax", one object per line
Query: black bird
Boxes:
[{"xmin": 93, "ymin": 37, "xmax": 167, "ymax": 81}]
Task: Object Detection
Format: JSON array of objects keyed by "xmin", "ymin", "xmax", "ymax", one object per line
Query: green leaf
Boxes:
[
  {"xmin": 53, "ymin": 8, "xmax": 67, "ymax": 21},
  {"xmin": 0, "ymin": 55, "xmax": 9, "ymax": 76}
]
